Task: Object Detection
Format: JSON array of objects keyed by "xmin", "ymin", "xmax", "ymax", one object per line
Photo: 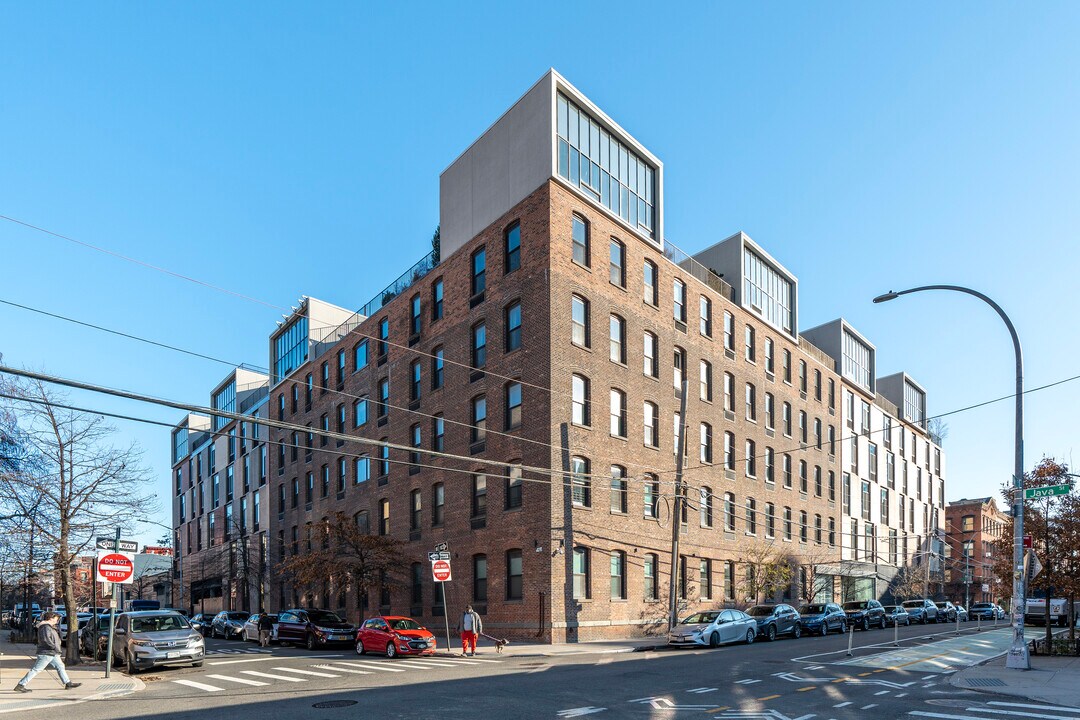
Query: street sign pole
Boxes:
[
  {"xmin": 441, "ymin": 583, "xmax": 450, "ymax": 657},
  {"xmin": 432, "ymin": 545, "xmax": 451, "ymax": 656},
  {"xmin": 104, "ymin": 528, "xmax": 120, "ymax": 679}
]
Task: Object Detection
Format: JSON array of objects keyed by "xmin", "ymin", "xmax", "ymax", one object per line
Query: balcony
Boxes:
[{"xmin": 662, "ymin": 239, "xmax": 734, "ymax": 302}]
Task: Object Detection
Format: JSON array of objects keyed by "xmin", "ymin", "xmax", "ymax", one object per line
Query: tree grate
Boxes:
[{"xmin": 966, "ymin": 678, "xmax": 1006, "ymax": 687}]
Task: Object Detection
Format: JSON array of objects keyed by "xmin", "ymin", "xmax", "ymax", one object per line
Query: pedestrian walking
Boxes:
[
  {"xmin": 460, "ymin": 604, "xmax": 483, "ymax": 656},
  {"xmin": 257, "ymin": 611, "xmax": 274, "ymax": 648},
  {"xmin": 13, "ymin": 611, "xmax": 82, "ymax": 693}
]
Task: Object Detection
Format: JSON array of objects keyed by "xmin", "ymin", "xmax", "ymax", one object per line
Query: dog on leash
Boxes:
[{"xmin": 480, "ymin": 632, "xmax": 510, "ymax": 653}]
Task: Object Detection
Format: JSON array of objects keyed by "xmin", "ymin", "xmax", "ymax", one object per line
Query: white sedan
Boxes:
[
  {"xmin": 241, "ymin": 613, "xmax": 279, "ymax": 643},
  {"xmin": 668, "ymin": 609, "xmax": 757, "ymax": 648}
]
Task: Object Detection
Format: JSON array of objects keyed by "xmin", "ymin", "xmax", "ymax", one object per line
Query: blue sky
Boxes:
[{"xmin": 2, "ymin": 3, "xmax": 1078, "ymax": 546}]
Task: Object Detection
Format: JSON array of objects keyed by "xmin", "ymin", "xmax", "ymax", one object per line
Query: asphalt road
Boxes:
[{"xmin": 12, "ymin": 621, "xmax": 1053, "ymax": 720}]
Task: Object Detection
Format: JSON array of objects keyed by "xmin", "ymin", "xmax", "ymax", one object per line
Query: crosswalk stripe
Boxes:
[
  {"xmin": 458, "ymin": 657, "xmax": 501, "ymax": 663},
  {"xmin": 272, "ymin": 667, "xmax": 340, "ymax": 678},
  {"xmin": 330, "ymin": 661, "xmax": 406, "ymax": 673},
  {"xmin": 910, "ymin": 712, "xmax": 997, "ymax": 720},
  {"xmin": 239, "ymin": 670, "xmax": 306, "ymax": 682},
  {"xmin": 173, "ymin": 679, "xmax": 224, "ymax": 692},
  {"xmin": 987, "ymin": 702, "xmax": 1080, "ymax": 715},
  {"xmin": 206, "ymin": 674, "xmax": 268, "ymax": 686},
  {"xmin": 398, "ymin": 659, "xmax": 462, "ymax": 668},
  {"xmin": 314, "ymin": 664, "xmax": 371, "ymax": 675}
]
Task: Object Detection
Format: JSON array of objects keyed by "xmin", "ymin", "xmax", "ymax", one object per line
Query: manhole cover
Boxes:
[
  {"xmin": 312, "ymin": 701, "xmax": 358, "ymax": 709},
  {"xmin": 966, "ymin": 678, "xmax": 1006, "ymax": 687}
]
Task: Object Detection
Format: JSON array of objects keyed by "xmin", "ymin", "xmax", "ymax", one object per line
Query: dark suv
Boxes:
[
  {"xmin": 969, "ymin": 602, "xmax": 997, "ymax": 621},
  {"xmin": 798, "ymin": 602, "xmax": 847, "ymax": 636},
  {"xmin": 843, "ymin": 600, "xmax": 886, "ymax": 630},
  {"xmin": 210, "ymin": 611, "xmax": 249, "ymax": 639},
  {"xmin": 935, "ymin": 601, "xmax": 958, "ymax": 623},
  {"xmin": 746, "ymin": 604, "xmax": 802, "ymax": 641},
  {"xmin": 276, "ymin": 609, "xmax": 356, "ymax": 650}
]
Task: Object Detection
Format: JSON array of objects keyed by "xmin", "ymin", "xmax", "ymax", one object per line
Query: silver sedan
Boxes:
[
  {"xmin": 668, "ymin": 609, "xmax": 757, "ymax": 648},
  {"xmin": 241, "ymin": 613, "xmax": 279, "ymax": 643}
]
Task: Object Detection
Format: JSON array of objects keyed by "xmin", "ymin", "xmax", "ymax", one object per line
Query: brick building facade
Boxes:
[{"xmin": 944, "ymin": 497, "xmax": 1007, "ymax": 605}]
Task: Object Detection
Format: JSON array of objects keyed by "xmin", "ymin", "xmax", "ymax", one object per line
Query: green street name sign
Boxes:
[{"xmin": 1024, "ymin": 484, "xmax": 1071, "ymax": 500}]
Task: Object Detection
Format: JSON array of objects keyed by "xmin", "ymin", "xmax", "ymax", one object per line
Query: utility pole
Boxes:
[{"xmin": 667, "ymin": 380, "xmax": 689, "ymax": 633}]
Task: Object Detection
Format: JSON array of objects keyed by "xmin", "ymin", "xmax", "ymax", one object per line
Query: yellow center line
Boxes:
[
  {"xmin": 873, "ymin": 669, "xmax": 886, "ymax": 673},
  {"xmin": 756, "ymin": 694, "xmax": 781, "ymax": 701},
  {"xmin": 796, "ymin": 686, "xmax": 816, "ymax": 692},
  {"xmin": 890, "ymin": 651, "xmax": 954, "ymax": 669},
  {"xmin": 705, "ymin": 707, "xmax": 729, "ymax": 713},
  {"xmin": 858, "ymin": 672, "xmax": 873, "ymax": 676},
  {"xmin": 832, "ymin": 678, "xmax": 849, "ymax": 683}
]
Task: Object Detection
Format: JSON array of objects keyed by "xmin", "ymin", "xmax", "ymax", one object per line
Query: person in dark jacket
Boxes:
[
  {"xmin": 257, "ymin": 612, "xmax": 274, "ymax": 648},
  {"xmin": 13, "ymin": 611, "xmax": 82, "ymax": 692}
]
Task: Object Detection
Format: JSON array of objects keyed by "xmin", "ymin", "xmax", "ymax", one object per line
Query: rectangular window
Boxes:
[
  {"xmin": 377, "ymin": 378, "xmax": 389, "ymax": 419},
  {"xmin": 643, "ymin": 331, "xmax": 658, "ymax": 377},
  {"xmin": 764, "ymin": 337, "xmax": 774, "ymax": 374},
  {"xmin": 699, "ymin": 360, "xmax": 712, "ymax": 402},
  {"xmin": 572, "ymin": 547, "xmax": 590, "ymax": 599},
  {"xmin": 505, "ymin": 222, "xmax": 521, "ymax": 273},
  {"xmin": 744, "ymin": 325, "xmax": 756, "ymax": 362},
  {"xmin": 572, "ymin": 375, "xmax": 590, "ymax": 426},
  {"xmin": 571, "ymin": 295, "xmax": 589, "ymax": 348},
  {"xmin": 745, "ymin": 383, "xmax": 756, "ymax": 421},
  {"xmin": 432, "ymin": 347, "xmax": 444, "ymax": 389},
  {"xmin": 609, "ymin": 239, "xmax": 625, "ymax": 287},
  {"xmin": 609, "ymin": 551, "xmax": 626, "ymax": 600},
  {"xmin": 472, "ymin": 247, "xmax": 487, "ymax": 297},
  {"xmin": 379, "ymin": 499, "xmax": 390, "ymax": 535},
  {"xmin": 471, "ymin": 396, "xmax": 487, "ymax": 443},
  {"xmin": 505, "ymin": 382, "xmax": 523, "ymax": 430},
  {"xmin": 643, "ymin": 401, "xmax": 658, "ymax": 447},
  {"xmin": 472, "ymin": 322, "xmax": 487, "ymax": 369},
  {"xmin": 432, "ymin": 483, "xmax": 445, "ymax": 526},
  {"xmin": 700, "ymin": 423, "xmax": 713, "ymax": 463},
  {"xmin": 699, "ymin": 296, "xmax": 712, "ymax": 337},
  {"xmin": 506, "ymin": 302, "xmax": 522, "ymax": 351},
  {"xmin": 506, "ymin": 549, "xmax": 523, "ymax": 600},
  {"xmin": 505, "ymin": 465, "xmax": 522, "ymax": 510},
  {"xmin": 644, "ymin": 554, "xmax": 658, "ymax": 600},
  {"xmin": 643, "ymin": 260, "xmax": 658, "ymax": 305},
  {"xmin": 723, "ymin": 372, "xmax": 735, "ymax": 412},
  {"xmin": 471, "ymin": 474, "xmax": 487, "ymax": 518},
  {"xmin": 609, "ymin": 389, "xmax": 627, "ymax": 437},
  {"xmin": 410, "ymin": 295, "xmax": 422, "ymax": 336},
  {"xmin": 609, "ymin": 315, "xmax": 626, "ymax": 364},
  {"xmin": 571, "ymin": 456, "xmax": 590, "ymax": 507},
  {"xmin": 354, "ymin": 340, "xmax": 368, "ymax": 371},
  {"xmin": 610, "ymin": 466, "xmax": 628, "ymax": 513},
  {"xmin": 723, "ymin": 311, "xmax": 735, "ymax": 352},
  {"xmin": 572, "ymin": 215, "xmax": 590, "ymax": 266},
  {"xmin": 377, "ymin": 317, "xmax": 389, "ymax": 359},
  {"xmin": 673, "ymin": 279, "xmax": 686, "ymax": 323},
  {"xmin": 743, "ymin": 247, "xmax": 793, "ymax": 333},
  {"xmin": 410, "ymin": 360, "xmax": 421, "ymax": 401},
  {"xmin": 432, "ymin": 279, "xmax": 444, "ymax": 321},
  {"xmin": 474, "ymin": 555, "xmax": 487, "ymax": 601},
  {"xmin": 842, "ymin": 329, "xmax": 873, "ymax": 391},
  {"xmin": 432, "ymin": 414, "xmax": 445, "ymax": 452},
  {"xmin": 644, "ymin": 476, "xmax": 659, "ymax": 517}
]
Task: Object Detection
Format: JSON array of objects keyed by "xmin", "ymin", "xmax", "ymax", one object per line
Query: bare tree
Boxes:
[
  {"xmin": 278, "ymin": 512, "xmax": 405, "ymax": 622},
  {"xmin": 738, "ymin": 541, "xmax": 794, "ymax": 605},
  {"xmin": 927, "ymin": 418, "xmax": 948, "ymax": 447},
  {"xmin": 0, "ymin": 377, "xmax": 157, "ymax": 664},
  {"xmin": 795, "ymin": 548, "xmax": 838, "ymax": 606},
  {"xmin": 890, "ymin": 564, "xmax": 926, "ymax": 602}
]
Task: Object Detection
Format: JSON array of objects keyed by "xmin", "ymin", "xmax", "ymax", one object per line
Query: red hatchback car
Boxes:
[{"xmin": 355, "ymin": 616, "xmax": 436, "ymax": 658}]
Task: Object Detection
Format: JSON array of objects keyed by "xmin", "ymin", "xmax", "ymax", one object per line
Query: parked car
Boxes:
[
  {"xmin": 954, "ymin": 605, "xmax": 969, "ymax": 622},
  {"xmin": 57, "ymin": 611, "xmax": 92, "ymax": 640},
  {"xmin": 668, "ymin": 609, "xmax": 758, "ymax": 648},
  {"xmin": 883, "ymin": 605, "xmax": 911, "ymax": 626},
  {"xmin": 969, "ymin": 602, "xmax": 997, "ymax": 621},
  {"xmin": 798, "ymin": 603, "xmax": 847, "ymax": 636},
  {"xmin": 356, "ymin": 616, "xmax": 437, "ymax": 658},
  {"xmin": 242, "ymin": 613, "xmax": 280, "ymax": 643},
  {"xmin": 189, "ymin": 613, "xmax": 212, "ymax": 635},
  {"xmin": 901, "ymin": 599, "xmax": 940, "ymax": 624},
  {"xmin": 995, "ymin": 604, "xmax": 1008, "ymax": 620},
  {"xmin": 745, "ymin": 604, "xmax": 802, "ymax": 641},
  {"xmin": 843, "ymin": 600, "xmax": 887, "ymax": 630},
  {"xmin": 80, "ymin": 613, "xmax": 123, "ymax": 660},
  {"xmin": 210, "ymin": 611, "xmax": 249, "ymax": 639},
  {"xmin": 276, "ymin": 609, "xmax": 356, "ymax": 650},
  {"xmin": 111, "ymin": 611, "xmax": 204, "ymax": 674},
  {"xmin": 935, "ymin": 601, "xmax": 958, "ymax": 623}
]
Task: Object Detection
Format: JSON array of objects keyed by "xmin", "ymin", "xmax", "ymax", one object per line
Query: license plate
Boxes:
[{"xmin": 166, "ymin": 651, "xmax": 181, "ymax": 659}]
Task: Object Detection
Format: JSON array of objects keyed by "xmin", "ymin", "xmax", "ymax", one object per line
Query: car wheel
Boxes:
[
  {"xmin": 124, "ymin": 650, "xmax": 138, "ymax": 675},
  {"xmin": 839, "ymin": 621, "xmax": 847, "ymax": 635},
  {"xmin": 385, "ymin": 642, "xmax": 397, "ymax": 658},
  {"xmin": 879, "ymin": 616, "xmax": 887, "ymax": 630},
  {"xmin": 306, "ymin": 634, "xmax": 317, "ymax": 651},
  {"xmin": 766, "ymin": 625, "xmax": 777, "ymax": 642},
  {"xmin": 820, "ymin": 623, "xmax": 828, "ymax": 637},
  {"xmin": 709, "ymin": 631, "xmax": 720, "ymax": 648},
  {"xmin": 745, "ymin": 629, "xmax": 755, "ymax": 645},
  {"xmin": 921, "ymin": 615, "xmax": 927, "ymax": 625},
  {"xmin": 192, "ymin": 661, "xmax": 203, "ymax": 668},
  {"xmin": 862, "ymin": 618, "xmax": 870, "ymax": 631},
  {"xmin": 356, "ymin": 640, "xmax": 366, "ymax": 655},
  {"xmin": 792, "ymin": 624, "xmax": 802, "ymax": 639}
]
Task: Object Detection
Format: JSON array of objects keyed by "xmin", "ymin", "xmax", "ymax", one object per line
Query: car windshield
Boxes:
[
  {"xmin": 308, "ymin": 610, "xmax": 345, "ymax": 624},
  {"xmin": 680, "ymin": 612, "xmax": 720, "ymax": 625},
  {"xmin": 843, "ymin": 601, "xmax": 868, "ymax": 610},
  {"xmin": 971, "ymin": 603, "xmax": 993, "ymax": 609},
  {"xmin": 883, "ymin": 606, "xmax": 900, "ymax": 612},
  {"xmin": 226, "ymin": 612, "xmax": 247, "ymax": 620},
  {"xmin": 746, "ymin": 606, "xmax": 775, "ymax": 617},
  {"xmin": 800, "ymin": 604, "xmax": 826, "ymax": 615},
  {"xmin": 389, "ymin": 619, "xmax": 423, "ymax": 631},
  {"xmin": 131, "ymin": 615, "xmax": 189, "ymax": 633},
  {"xmin": 902, "ymin": 601, "xmax": 923, "ymax": 609}
]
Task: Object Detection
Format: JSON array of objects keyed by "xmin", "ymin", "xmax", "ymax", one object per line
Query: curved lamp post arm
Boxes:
[{"xmin": 874, "ymin": 284, "xmax": 1028, "ymax": 670}]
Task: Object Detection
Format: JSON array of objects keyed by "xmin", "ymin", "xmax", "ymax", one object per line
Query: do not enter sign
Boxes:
[
  {"xmin": 96, "ymin": 551, "xmax": 135, "ymax": 584},
  {"xmin": 431, "ymin": 558, "xmax": 452, "ymax": 583}
]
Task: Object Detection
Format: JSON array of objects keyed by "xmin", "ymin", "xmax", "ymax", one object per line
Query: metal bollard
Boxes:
[
  {"xmin": 846, "ymin": 622, "xmax": 855, "ymax": 657},
  {"xmin": 955, "ymin": 612, "xmax": 961, "ymax": 636},
  {"xmin": 893, "ymin": 616, "xmax": 900, "ymax": 647}
]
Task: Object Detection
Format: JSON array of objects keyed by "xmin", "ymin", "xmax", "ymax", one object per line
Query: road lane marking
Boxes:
[
  {"xmin": 735, "ymin": 678, "xmax": 762, "ymax": 684},
  {"xmin": 239, "ymin": 670, "xmax": 306, "ymax": 682},
  {"xmin": 975, "ymin": 710, "xmax": 1080, "ymax": 719},
  {"xmin": 987, "ymin": 701, "xmax": 1080, "ymax": 713},
  {"xmin": 330, "ymin": 661, "xmax": 406, "ymax": 672},
  {"xmin": 272, "ymin": 667, "xmax": 340, "ymax": 678},
  {"xmin": 860, "ymin": 704, "xmax": 877, "ymax": 710},
  {"xmin": 172, "ymin": 679, "xmax": 223, "ymax": 692},
  {"xmin": 208, "ymin": 654, "xmax": 343, "ymax": 666},
  {"xmin": 797, "ymin": 686, "xmax": 816, "ymax": 692},
  {"xmin": 833, "ymin": 702, "xmax": 852, "ymax": 708},
  {"xmin": 205, "ymin": 674, "xmax": 268, "ymax": 686},
  {"xmin": 314, "ymin": 664, "xmax": 371, "ymax": 675},
  {"xmin": 909, "ymin": 713, "xmax": 997, "ymax": 720},
  {"xmin": 756, "ymin": 694, "xmax": 781, "ymax": 701}
]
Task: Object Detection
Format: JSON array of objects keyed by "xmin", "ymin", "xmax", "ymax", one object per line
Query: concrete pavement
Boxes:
[
  {"xmin": 951, "ymin": 653, "xmax": 1080, "ymax": 708},
  {"xmin": 0, "ymin": 638, "xmax": 143, "ymax": 714}
]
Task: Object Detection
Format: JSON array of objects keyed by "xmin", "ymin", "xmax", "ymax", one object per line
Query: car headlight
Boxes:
[
  {"xmin": 130, "ymin": 639, "xmax": 154, "ymax": 647},
  {"xmin": 187, "ymin": 635, "xmax": 204, "ymax": 646}
]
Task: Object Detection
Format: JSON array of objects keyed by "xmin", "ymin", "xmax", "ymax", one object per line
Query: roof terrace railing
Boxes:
[{"xmin": 661, "ymin": 239, "xmax": 735, "ymax": 302}]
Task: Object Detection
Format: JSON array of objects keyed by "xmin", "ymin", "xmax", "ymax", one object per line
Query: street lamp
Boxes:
[{"xmin": 874, "ymin": 285, "xmax": 1029, "ymax": 670}]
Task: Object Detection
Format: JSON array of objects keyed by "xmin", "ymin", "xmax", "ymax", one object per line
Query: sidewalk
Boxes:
[
  {"xmin": 0, "ymin": 637, "xmax": 143, "ymax": 714},
  {"xmin": 950, "ymin": 653, "xmax": 1080, "ymax": 708}
]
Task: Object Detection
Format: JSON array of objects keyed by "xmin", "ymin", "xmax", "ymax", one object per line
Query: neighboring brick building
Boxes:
[
  {"xmin": 944, "ymin": 497, "xmax": 1008, "ymax": 605},
  {"xmin": 171, "ymin": 69, "xmax": 952, "ymax": 641}
]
